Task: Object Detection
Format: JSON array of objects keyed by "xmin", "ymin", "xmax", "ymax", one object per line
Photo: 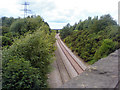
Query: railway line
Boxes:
[
  {"xmin": 48, "ymin": 34, "xmax": 87, "ymax": 87},
  {"xmin": 57, "ymin": 37, "xmax": 84, "ymax": 75}
]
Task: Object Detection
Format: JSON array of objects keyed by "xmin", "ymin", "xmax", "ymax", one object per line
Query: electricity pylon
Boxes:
[{"xmin": 22, "ymin": 2, "xmax": 31, "ymax": 18}]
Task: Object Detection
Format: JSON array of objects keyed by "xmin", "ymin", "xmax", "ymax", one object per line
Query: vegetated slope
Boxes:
[
  {"xmin": 1, "ymin": 16, "xmax": 52, "ymax": 47},
  {"xmin": 60, "ymin": 14, "xmax": 119, "ymax": 64},
  {"xmin": 2, "ymin": 16, "xmax": 56, "ymax": 89}
]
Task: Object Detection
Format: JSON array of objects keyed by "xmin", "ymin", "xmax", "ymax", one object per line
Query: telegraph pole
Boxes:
[{"xmin": 22, "ymin": 2, "xmax": 31, "ymax": 18}]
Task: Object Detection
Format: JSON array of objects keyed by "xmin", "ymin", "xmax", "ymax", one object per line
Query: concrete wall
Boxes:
[{"xmin": 60, "ymin": 49, "xmax": 119, "ymax": 88}]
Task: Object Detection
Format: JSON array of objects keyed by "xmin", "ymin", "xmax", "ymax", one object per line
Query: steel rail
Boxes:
[{"xmin": 57, "ymin": 35, "xmax": 84, "ymax": 75}]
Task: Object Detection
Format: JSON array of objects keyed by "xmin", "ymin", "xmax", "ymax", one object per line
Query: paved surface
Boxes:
[
  {"xmin": 60, "ymin": 49, "xmax": 119, "ymax": 88},
  {"xmin": 47, "ymin": 57, "xmax": 63, "ymax": 88},
  {"xmin": 55, "ymin": 49, "xmax": 70, "ymax": 83}
]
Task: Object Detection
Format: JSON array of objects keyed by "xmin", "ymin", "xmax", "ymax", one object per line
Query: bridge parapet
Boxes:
[{"xmin": 60, "ymin": 49, "xmax": 119, "ymax": 88}]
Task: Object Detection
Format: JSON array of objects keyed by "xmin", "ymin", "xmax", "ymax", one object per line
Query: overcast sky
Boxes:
[{"xmin": 0, "ymin": 0, "xmax": 119, "ymax": 29}]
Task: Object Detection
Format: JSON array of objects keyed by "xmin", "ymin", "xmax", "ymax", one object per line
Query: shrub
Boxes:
[
  {"xmin": 93, "ymin": 39, "xmax": 118, "ymax": 61},
  {"xmin": 10, "ymin": 19, "xmax": 27, "ymax": 35},
  {"xmin": 2, "ymin": 57, "xmax": 45, "ymax": 89},
  {"xmin": 10, "ymin": 16, "xmax": 44, "ymax": 35},
  {"xmin": 60, "ymin": 14, "xmax": 119, "ymax": 64},
  {"xmin": 2, "ymin": 30, "xmax": 55, "ymax": 89},
  {"xmin": 2, "ymin": 36, "xmax": 12, "ymax": 46}
]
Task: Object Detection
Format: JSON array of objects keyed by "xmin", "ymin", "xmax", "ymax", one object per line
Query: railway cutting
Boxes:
[{"xmin": 48, "ymin": 34, "xmax": 87, "ymax": 88}]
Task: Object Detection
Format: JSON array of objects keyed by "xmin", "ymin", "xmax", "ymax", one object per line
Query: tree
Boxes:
[
  {"xmin": 60, "ymin": 23, "xmax": 73, "ymax": 39},
  {"xmin": 91, "ymin": 14, "xmax": 117, "ymax": 33}
]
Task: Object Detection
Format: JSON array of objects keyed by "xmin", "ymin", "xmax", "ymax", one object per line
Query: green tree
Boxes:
[
  {"xmin": 60, "ymin": 14, "xmax": 119, "ymax": 65},
  {"xmin": 60, "ymin": 23, "xmax": 73, "ymax": 39}
]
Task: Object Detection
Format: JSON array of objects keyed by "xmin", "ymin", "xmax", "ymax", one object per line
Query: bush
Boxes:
[
  {"xmin": 3, "ymin": 57, "xmax": 45, "ymax": 89},
  {"xmin": 2, "ymin": 36, "xmax": 12, "ymax": 46},
  {"xmin": 6, "ymin": 30, "xmax": 55, "ymax": 68},
  {"xmin": 10, "ymin": 16, "xmax": 44, "ymax": 35},
  {"xmin": 2, "ymin": 30, "xmax": 56, "ymax": 89},
  {"xmin": 2, "ymin": 16, "xmax": 56, "ymax": 88},
  {"xmin": 10, "ymin": 19, "xmax": 27, "ymax": 35},
  {"xmin": 60, "ymin": 14, "xmax": 119, "ymax": 65},
  {"xmin": 93, "ymin": 39, "xmax": 117, "ymax": 61}
]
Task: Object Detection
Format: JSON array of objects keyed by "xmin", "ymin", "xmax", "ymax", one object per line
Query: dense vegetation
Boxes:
[
  {"xmin": 60, "ymin": 14, "xmax": 119, "ymax": 64},
  {"xmin": 2, "ymin": 16, "xmax": 56, "ymax": 89}
]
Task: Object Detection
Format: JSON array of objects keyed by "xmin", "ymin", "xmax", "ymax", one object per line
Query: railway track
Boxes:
[
  {"xmin": 55, "ymin": 34, "xmax": 86, "ymax": 84},
  {"xmin": 57, "ymin": 38, "xmax": 84, "ymax": 74},
  {"xmin": 48, "ymin": 34, "xmax": 87, "ymax": 87}
]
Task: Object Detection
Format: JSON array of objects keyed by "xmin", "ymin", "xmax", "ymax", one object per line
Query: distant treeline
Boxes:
[
  {"xmin": 60, "ymin": 14, "xmax": 119, "ymax": 64},
  {"xmin": 1, "ymin": 16, "xmax": 56, "ymax": 89}
]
